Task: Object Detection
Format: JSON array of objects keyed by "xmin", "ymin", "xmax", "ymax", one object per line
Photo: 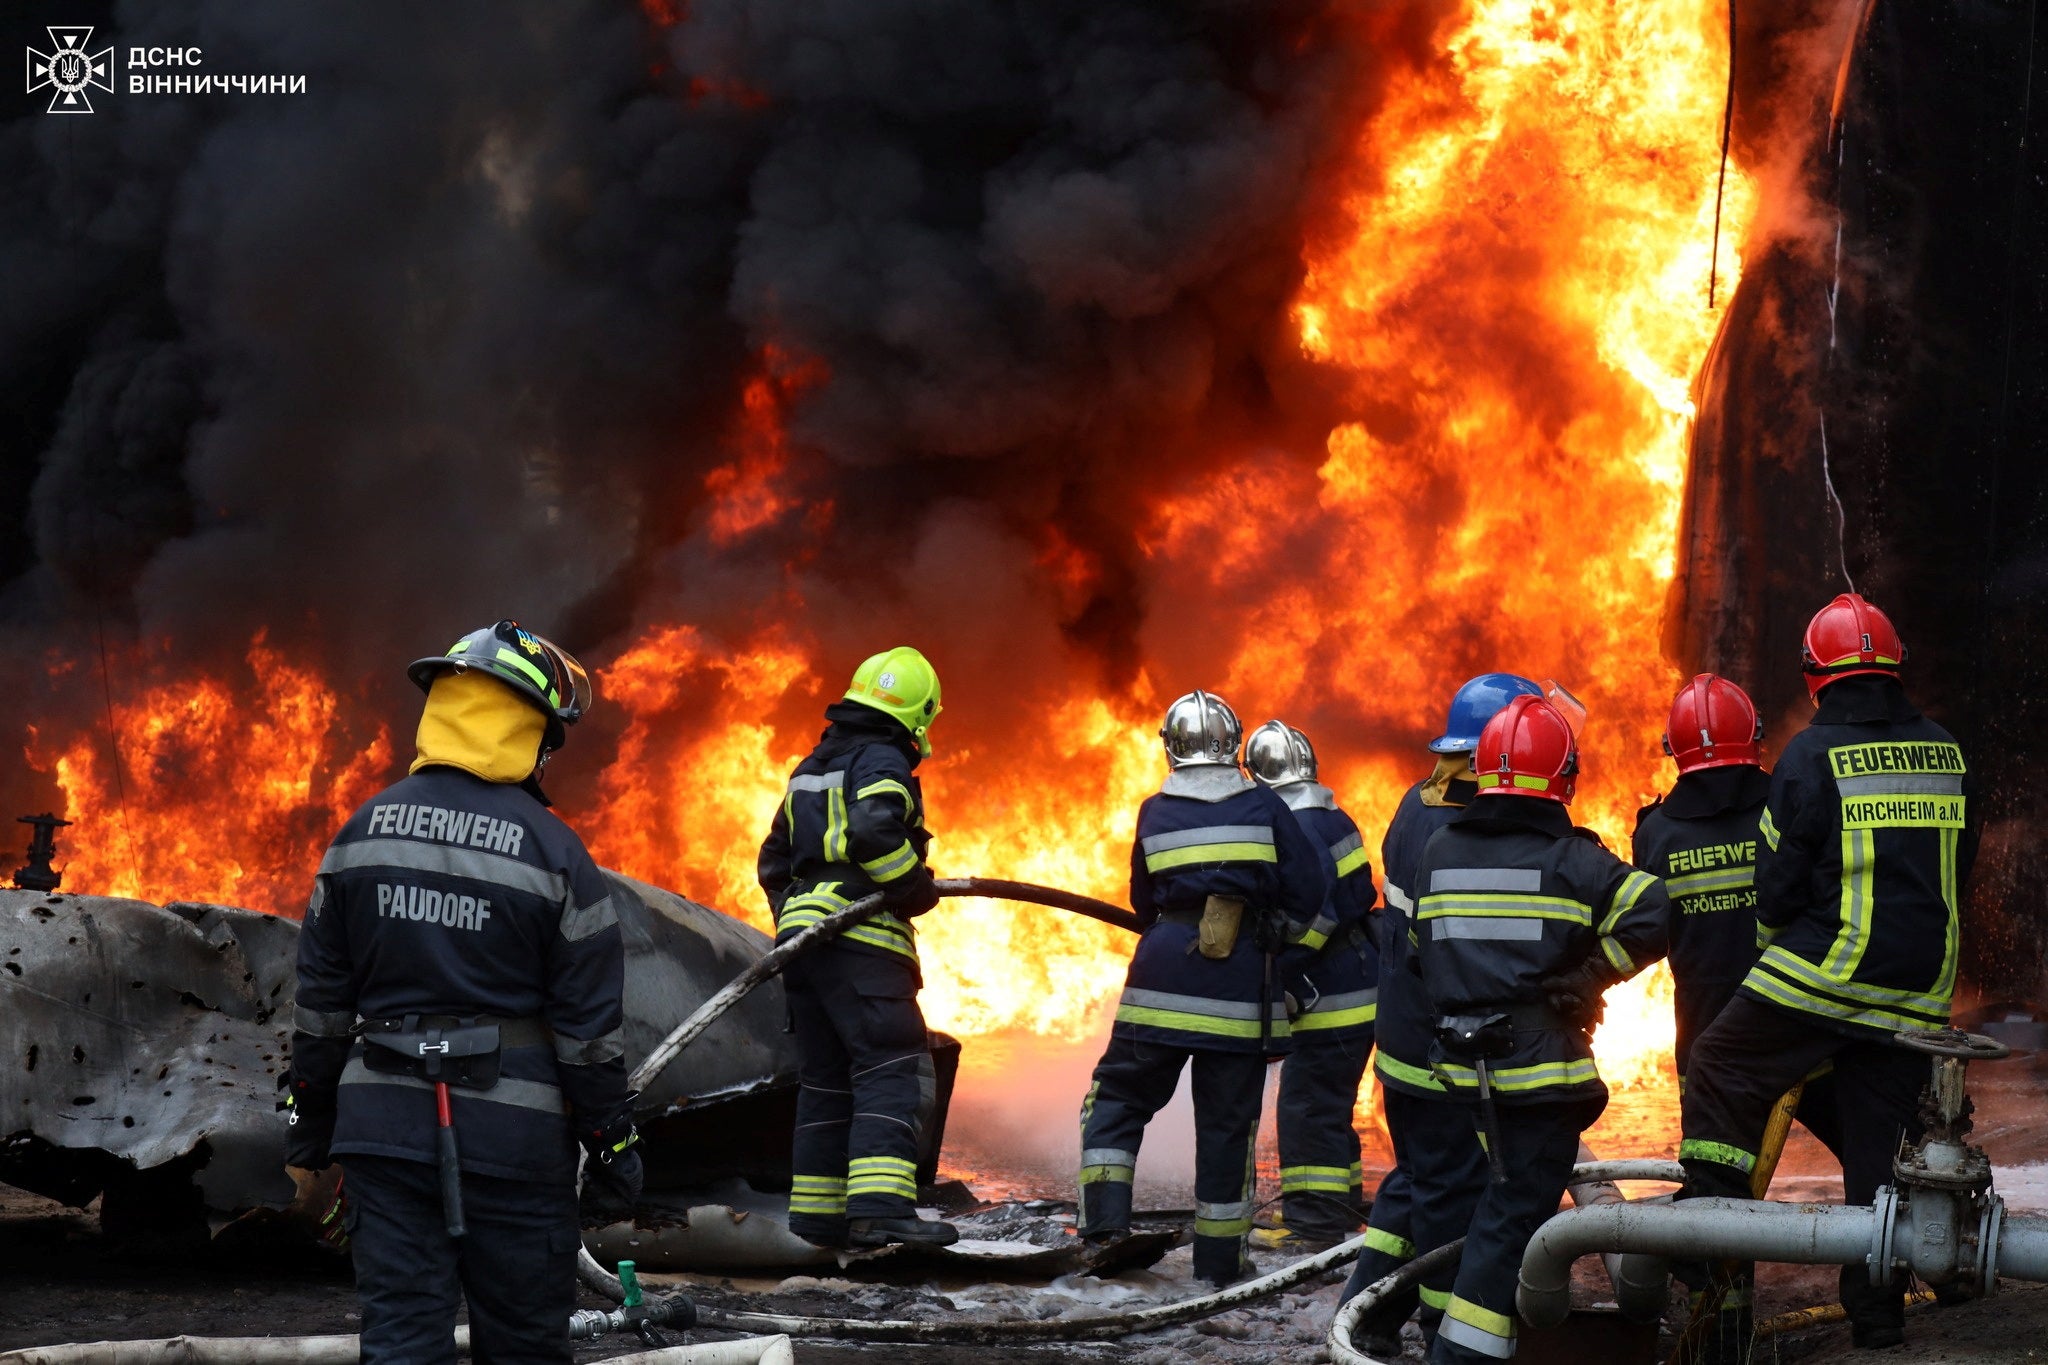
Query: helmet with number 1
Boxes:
[
  {"xmin": 1246, "ymin": 720, "xmax": 1317, "ymax": 787},
  {"xmin": 408, "ymin": 620, "xmax": 594, "ymax": 754},
  {"xmin": 1429, "ymin": 673, "xmax": 1546, "ymax": 754},
  {"xmin": 1800, "ymin": 593, "xmax": 1905, "ymax": 701},
  {"xmin": 845, "ymin": 646, "xmax": 942, "ymax": 757},
  {"xmin": 1161, "ymin": 691, "xmax": 1243, "ymax": 769},
  {"xmin": 1662, "ymin": 673, "xmax": 1764, "ymax": 773},
  {"xmin": 1473, "ymin": 695, "xmax": 1579, "ymax": 804}
]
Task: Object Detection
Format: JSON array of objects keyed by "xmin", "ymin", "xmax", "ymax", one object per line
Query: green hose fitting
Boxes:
[{"xmin": 618, "ymin": 1259, "xmax": 642, "ymax": 1309}]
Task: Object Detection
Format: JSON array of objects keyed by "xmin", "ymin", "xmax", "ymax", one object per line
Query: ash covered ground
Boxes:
[{"xmin": 10, "ymin": 1050, "xmax": 2048, "ymax": 1361}]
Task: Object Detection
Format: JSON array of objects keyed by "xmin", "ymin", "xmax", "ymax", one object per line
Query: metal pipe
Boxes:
[
  {"xmin": 1564, "ymin": 1149, "xmax": 1682, "ymax": 1324},
  {"xmin": 1517, "ymin": 1198, "xmax": 1878, "ymax": 1330},
  {"xmin": 1994, "ymin": 1212, "xmax": 2048, "ymax": 1282}
]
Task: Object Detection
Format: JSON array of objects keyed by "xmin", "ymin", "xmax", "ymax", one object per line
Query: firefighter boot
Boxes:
[
  {"xmin": 1839, "ymin": 1265, "xmax": 1906, "ymax": 1349},
  {"xmin": 848, "ymin": 1216, "xmax": 960, "ymax": 1248}
]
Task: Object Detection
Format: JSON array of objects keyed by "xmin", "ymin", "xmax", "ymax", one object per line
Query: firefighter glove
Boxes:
[
  {"xmin": 584, "ymin": 1115, "xmax": 645, "ymax": 1206},
  {"xmin": 891, "ymin": 874, "xmax": 941, "ymax": 918},
  {"xmin": 281, "ymin": 1072, "xmax": 336, "ymax": 1171},
  {"xmin": 1539, "ymin": 957, "xmax": 1621, "ymax": 1028}
]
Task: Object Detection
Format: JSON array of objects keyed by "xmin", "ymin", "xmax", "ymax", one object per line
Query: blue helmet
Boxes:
[{"xmin": 1428, "ymin": 673, "xmax": 1544, "ymax": 755}]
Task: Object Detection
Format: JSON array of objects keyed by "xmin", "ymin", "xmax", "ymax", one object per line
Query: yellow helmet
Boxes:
[{"xmin": 844, "ymin": 646, "xmax": 942, "ymax": 757}]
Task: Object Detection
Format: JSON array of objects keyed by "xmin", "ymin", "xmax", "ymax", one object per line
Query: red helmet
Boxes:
[
  {"xmin": 1473, "ymin": 695, "xmax": 1578, "ymax": 805},
  {"xmin": 1800, "ymin": 593, "xmax": 1905, "ymax": 700},
  {"xmin": 1662, "ymin": 673, "xmax": 1763, "ymax": 773}
]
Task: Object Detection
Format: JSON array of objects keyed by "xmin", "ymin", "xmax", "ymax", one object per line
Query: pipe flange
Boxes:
[
  {"xmin": 1869, "ymin": 1185, "xmax": 1901, "ymax": 1286},
  {"xmin": 1976, "ymin": 1195, "xmax": 2004, "ymax": 1295},
  {"xmin": 1895, "ymin": 1028, "xmax": 2012, "ymax": 1061}
]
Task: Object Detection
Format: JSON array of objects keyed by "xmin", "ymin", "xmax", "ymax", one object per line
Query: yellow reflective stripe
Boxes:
[
  {"xmin": 1446, "ymin": 1295, "xmax": 1515, "ymax": 1338},
  {"xmin": 859, "ymin": 839, "xmax": 920, "ymax": 884},
  {"xmin": 1114, "ymin": 1003, "xmax": 1285, "ymax": 1040},
  {"xmin": 1755, "ymin": 920, "xmax": 1781, "ymax": 949},
  {"xmin": 1294, "ymin": 1000, "xmax": 1377, "ymax": 1032},
  {"xmin": 1667, "ymin": 866, "xmax": 1756, "ymax": 897},
  {"xmin": 1759, "ymin": 806, "xmax": 1781, "ymax": 852},
  {"xmin": 1601, "ymin": 937, "xmax": 1636, "ymax": 976},
  {"xmin": 1363, "ymin": 1227, "xmax": 1414, "ymax": 1259},
  {"xmin": 842, "ymin": 920, "xmax": 917, "ymax": 959},
  {"xmin": 1417, "ymin": 893, "xmax": 1593, "ymax": 924},
  {"xmin": 854, "ymin": 778, "xmax": 913, "ymax": 809},
  {"xmin": 1752, "ymin": 945, "xmax": 1948, "ymax": 1015},
  {"xmin": 847, "ymin": 1155, "xmax": 918, "ymax": 1197},
  {"xmin": 1143, "ymin": 842, "xmax": 1280, "ymax": 873},
  {"xmin": 1742, "ymin": 954, "xmax": 1948, "ymax": 1032},
  {"xmin": 823, "ymin": 787, "xmax": 849, "ymax": 863},
  {"xmin": 1418, "ymin": 1286, "xmax": 1452, "ymax": 1311},
  {"xmin": 1679, "ymin": 1139, "xmax": 1756, "ymax": 1173},
  {"xmin": 1334, "ymin": 846, "xmax": 1371, "ymax": 878},
  {"xmin": 1434, "ymin": 1058, "xmax": 1599, "ymax": 1092},
  {"xmin": 1079, "ymin": 1164, "xmax": 1134, "ymax": 1186},
  {"xmin": 1375, "ymin": 1051, "xmax": 1446, "ymax": 1092},
  {"xmin": 493, "ymin": 647, "xmax": 556, "ymax": 699},
  {"xmin": 789, "ymin": 1193, "xmax": 848, "ymax": 1214},
  {"xmin": 1935, "ymin": 828, "xmax": 1961, "ymax": 999},
  {"xmin": 1281, "ymin": 1165, "xmax": 1354, "ymax": 1193},
  {"xmin": 1476, "ymin": 772, "xmax": 1552, "ymax": 792},
  {"xmin": 1823, "ymin": 828, "xmax": 1876, "ymax": 978},
  {"xmin": 1600, "ymin": 870, "xmax": 1658, "ymax": 933}
]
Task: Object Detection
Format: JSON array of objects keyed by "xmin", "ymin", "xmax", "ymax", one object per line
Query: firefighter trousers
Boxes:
[
  {"xmin": 341, "ymin": 1154, "xmax": 579, "ymax": 1365},
  {"xmin": 1275, "ymin": 1027, "xmax": 1372, "ymax": 1238},
  {"xmin": 1077, "ymin": 1035, "xmax": 1265, "ymax": 1285},
  {"xmin": 1427, "ymin": 1096, "xmax": 1605, "ymax": 1364},
  {"xmin": 785, "ymin": 946, "xmax": 936, "ymax": 1241},
  {"xmin": 1679, "ymin": 994, "xmax": 1926, "ymax": 1338},
  {"xmin": 1343, "ymin": 1087, "xmax": 1490, "ymax": 1342}
]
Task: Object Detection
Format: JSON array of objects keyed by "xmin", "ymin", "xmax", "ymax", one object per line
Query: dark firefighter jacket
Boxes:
[
  {"xmin": 758, "ymin": 701, "xmax": 936, "ymax": 977},
  {"xmin": 1415, "ymin": 795, "xmax": 1671, "ymax": 1106},
  {"xmin": 1276, "ymin": 782, "xmax": 1379, "ymax": 1044},
  {"xmin": 291, "ymin": 766, "xmax": 630, "ymax": 1184},
  {"xmin": 1632, "ymin": 764, "xmax": 1772, "ymax": 1078},
  {"xmin": 1740, "ymin": 676, "xmax": 1978, "ymax": 1037},
  {"xmin": 1374, "ymin": 774, "xmax": 1469, "ymax": 1098},
  {"xmin": 1114, "ymin": 766, "xmax": 1328, "ymax": 1055}
]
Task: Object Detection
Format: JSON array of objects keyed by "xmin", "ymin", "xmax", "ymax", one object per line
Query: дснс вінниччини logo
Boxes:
[{"xmin": 26, "ymin": 27, "xmax": 113, "ymax": 113}]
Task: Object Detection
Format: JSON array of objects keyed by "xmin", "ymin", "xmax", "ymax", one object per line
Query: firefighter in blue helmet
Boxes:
[
  {"xmin": 1339, "ymin": 672, "xmax": 1543, "ymax": 1356},
  {"xmin": 1244, "ymin": 720, "xmax": 1380, "ymax": 1250},
  {"xmin": 286, "ymin": 621, "xmax": 640, "ymax": 1365},
  {"xmin": 1077, "ymin": 691, "xmax": 1328, "ymax": 1286},
  {"xmin": 758, "ymin": 647, "xmax": 956, "ymax": 1250},
  {"xmin": 1411, "ymin": 695, "xmax": 1670, "ymax": 1365}
]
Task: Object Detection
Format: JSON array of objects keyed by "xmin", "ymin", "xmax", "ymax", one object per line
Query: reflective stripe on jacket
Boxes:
[
  {"xmin": 1415, "ymin": 796, "xmax": 1671, "ymax": 1106},
  {"xmin": 1374, "ymin": 781, "xmax": 1461, "ymax": 1097},
  {"xmin": 1112, "ymin": 770, "xmax": 1328, "ymax": 1055},
  {"xmin": 758, "ymin": 708, "xmax": 933, "ymax": 973},
  {"xmin": 293, "ymin": 767, "xmax": 628, "ymax": 1184},
  {"xmin": 1738, "ymin": 677, "xmax": 1978, "ymax": 1036},
  {"xmin": 1281, "ymin": 789, "xmax": 1379, "ymax": 1041}
]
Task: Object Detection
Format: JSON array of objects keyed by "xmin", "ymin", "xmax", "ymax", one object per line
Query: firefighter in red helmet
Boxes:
[
  {"xmin": 1677, "ymin": 595, "xmax": 1978, "ymax": 1353},
  {"xmin": 1635, "ymin": 674, "xmax": 1846, "ymax": 1363},
  {"xmin": 1408, "ymin": 696, "xmax": 1670, "ymax": 1364}
]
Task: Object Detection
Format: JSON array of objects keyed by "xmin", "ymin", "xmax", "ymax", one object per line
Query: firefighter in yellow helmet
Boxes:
[{"xmin": 758, "ymin": 647, "xmax": 955, "ymax": 1248}]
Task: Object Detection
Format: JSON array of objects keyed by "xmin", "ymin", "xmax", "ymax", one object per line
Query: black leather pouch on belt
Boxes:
[
  {"xmin": 1434, "ymin": 1012, "xmax": 1516, "ymax": 1062},
  {"xmin": 358, "ymin": 1014, "xmax": 546, "ymax": 1090}
]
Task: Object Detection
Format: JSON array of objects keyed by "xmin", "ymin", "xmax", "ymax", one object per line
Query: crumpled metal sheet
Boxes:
[
  {"xmin": 0, "ymin": 874, "xmax": 803, "ymax": 1225},
  {"xmin": 0, "ymin": 891, "xmax": 299, "ymax": 1212}
]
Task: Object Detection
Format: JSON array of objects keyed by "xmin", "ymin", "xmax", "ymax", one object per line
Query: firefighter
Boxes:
[
  {"xmin": 286, "ymin": 621, "xmax": 639, "ymax": 1365},
  {"xmin": 1340, "ymin": 673, "xmax": 1542, "ymax": 1354},
  {"xmin": 758, "ymin": 647, "xmax": 955, "ymax": 1250},
  {"xmin": 1410, "ymin": 695, "xmax": 1671, "ymax": 1364},
  {"xmin": 1678, "ymin": 594, "xmax": 1977, "ymax": 1350},
  {"xmin": 1637, "ymin": 674, "xmax": 1848, "ymax": 1362},
  {"xmin": 1077, "ymin": 690, "xmax": 1328, "ymax": 1286},
  {"xmin": 1244, "ymin": 720, "xmax": 1380, "ymax": 1250}
]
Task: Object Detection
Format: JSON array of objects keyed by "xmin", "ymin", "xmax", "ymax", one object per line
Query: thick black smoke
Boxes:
[{"xmin": 0, "ymin": 0, "xmax": 1423, "ymax": 818}]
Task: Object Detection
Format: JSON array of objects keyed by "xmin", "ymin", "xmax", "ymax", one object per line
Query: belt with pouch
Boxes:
[{"xmin": 357, "ymin": 1013, "xmax": 552, "ymax": 1091}]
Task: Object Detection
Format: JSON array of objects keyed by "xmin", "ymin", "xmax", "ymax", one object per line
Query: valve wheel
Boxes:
[{"xmin": 1895, "ymin": 1028, "xmax": 2012, "ymax": 1061}]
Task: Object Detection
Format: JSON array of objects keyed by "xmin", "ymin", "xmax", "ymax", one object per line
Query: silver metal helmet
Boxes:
[
  {"xmin": 1160, "ymin": 690, "xmax": 1243, "ymax": 769},
  {"xmin": 1246, "ymin": 720, "xmax": 1317, "ymax": 787}
]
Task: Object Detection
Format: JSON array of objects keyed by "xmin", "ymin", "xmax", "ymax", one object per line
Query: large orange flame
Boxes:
[{"xmin": 22, "ymin": 1, "xmax": 1749, "ymax": 1111}]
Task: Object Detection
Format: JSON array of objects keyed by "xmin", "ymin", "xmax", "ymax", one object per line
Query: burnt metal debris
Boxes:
[{"xmin": 12, "ymin": 814, "xmax": 70, "ymax": 893}]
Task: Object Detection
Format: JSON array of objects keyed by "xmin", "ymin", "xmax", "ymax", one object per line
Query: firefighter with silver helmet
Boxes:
[
  {"xmin": 1076, "ymin": 691, "xmax": 1328, "ymax": 1286},
  {"xmin": 1340, "ymin": 672, "xmax": 1542, "ymax": 1354},
  {"xmin": 757, "ymin": 647, "xmax": 956, "ymax": 1249},
  {"xmin": 286, "ymin": 621, "xmax": 638, "ymax": 1365},
  {"xmin": 1408, "ymin": 695, "xmax": 1670, "ymax": 1365},
  {"xmin": 1243, "ymin": 720, "xmax": 1380, "ymax": 1250},
  {"xmin": 1678, "ymin": 595, "xmax": 1978, "ymax": 1351}
]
